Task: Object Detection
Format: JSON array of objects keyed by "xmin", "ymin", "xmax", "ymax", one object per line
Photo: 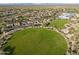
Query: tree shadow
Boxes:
[{"xmin": 3, "ymin": 46, "xmax": 15, "ymax": 55}]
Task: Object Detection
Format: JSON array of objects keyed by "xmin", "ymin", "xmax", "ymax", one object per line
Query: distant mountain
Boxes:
[
  {"xmin": 0, "ymin": 3, "xmax": 79, "ymax": 7},
  {"xmin": 0, "ymin": 3, "xmax": 34, "ymax": 6}
]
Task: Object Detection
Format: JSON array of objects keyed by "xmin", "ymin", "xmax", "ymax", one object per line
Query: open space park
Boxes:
[
  {"xmin": 50, "ymin": 19, "xmax": 69, "ymax": 29},
  {"xmin": 3, "ymin": 28, "xmax": 67, "ymax": 55}
]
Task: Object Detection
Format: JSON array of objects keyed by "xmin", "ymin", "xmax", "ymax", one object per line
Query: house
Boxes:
[
  {"xmin": 4, "ymin": 25, "xmax": 14, "ymax": 32},
  {"xmin": 20, "ymin": 21, "xmax": 28, "ymax": 27},
  {"xmin": 66, "ymin": 34, "xmax": 74, "ymax": 39},
  {"xmin": 34, "ymin": 21, "xmax": 41, "ymax": 26},
  {"xmin": 61, "ymin": 29, "xmax": 69, "ymax": 34}
]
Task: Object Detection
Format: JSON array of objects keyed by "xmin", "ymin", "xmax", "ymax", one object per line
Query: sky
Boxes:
[{"xmin": 0, "ymin": 0, "xmax": 79, "ymax": 3}]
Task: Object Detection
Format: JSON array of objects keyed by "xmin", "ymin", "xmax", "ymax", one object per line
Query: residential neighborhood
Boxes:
[{"xmin": 0, "ymin": 4, "xmax": 79, "ymax": 55}]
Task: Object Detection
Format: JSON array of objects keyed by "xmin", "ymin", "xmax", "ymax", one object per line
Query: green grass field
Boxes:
[
  {"xmin": 50, "ymin": 19, "xmax": 69, "ymax": 30},
  {"xmin": 4, "ymin": 28, "xmax": 67, "ymax": 55}
]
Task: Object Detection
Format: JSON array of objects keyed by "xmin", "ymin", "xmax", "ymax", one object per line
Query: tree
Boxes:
[
  {"xmin": 0, "ymin": 26, "xmax": 2, "ymax": 34},
  {"xmin": 53, "ymin": 10, "xmax": 58, "ymax": 20}
]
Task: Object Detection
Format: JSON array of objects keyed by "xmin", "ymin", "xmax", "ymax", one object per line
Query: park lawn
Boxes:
[
  {"xmin": 4, "ymin": 28, "xmax": 67, "ymax": 55},
  {"xmin": 50, "ymin": 19, "xmax": 69, "ymax": 30}
]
